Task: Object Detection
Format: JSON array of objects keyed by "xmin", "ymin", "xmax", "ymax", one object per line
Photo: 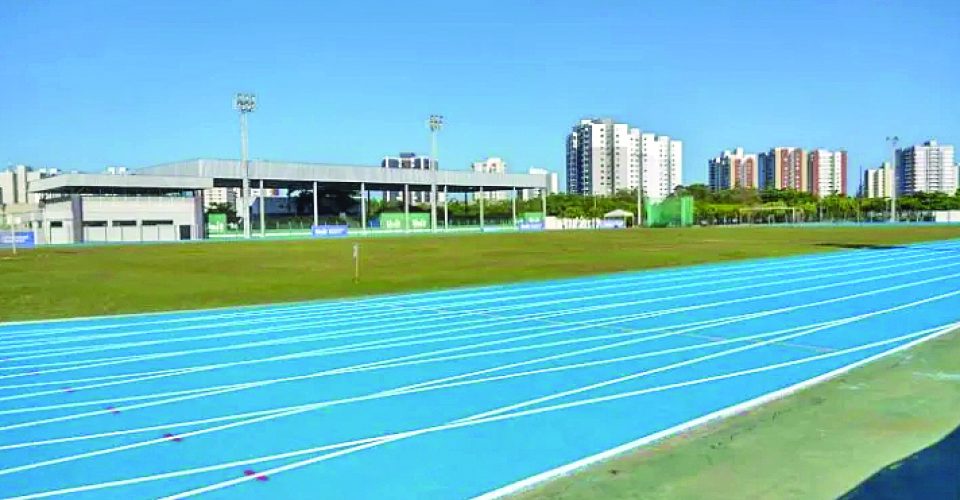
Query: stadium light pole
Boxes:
[
  {"xmin": 234, "ymin": 93, "xmax": 257, "ymax": 239},
  {"xmin": 428, "ymin": 114, "xmax": 443, "ymax": 232},
  {"xmin": 886, "ymin": 136, "xmax": 898, "ymax": 223}
]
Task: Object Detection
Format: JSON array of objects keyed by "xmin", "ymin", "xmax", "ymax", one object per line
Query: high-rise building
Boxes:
[
  {"xmin": 708, "ymin": 148, "xmax": 759, "ymax": 191},
  {"xmin": 896, "ymin": 140, "xmax": 956, "ymax": 195},
  {"xmin": 471, "ymin": 157, "xmax": 508, "ymax": 201},
  {"xmin": 566, "ymin": 118, "xmax": 682, "ymax": 200},
  {"xmin": 862, "ymin": 162, "xmax": 893, "ymax": 198},
  {"xmin": 808, "ymin": 149, "xmax": 848, "ymax": 196},
  {"xmin": 381, "ymin": 152, "xmax": 436, "ymax": 203},
  {"xmin": 759, "ymin": 147, "xmax": 808, "ymax": 191},
  {"xmin": 523, "ymin": 167, "xmax": 560, "ymax": 200}
]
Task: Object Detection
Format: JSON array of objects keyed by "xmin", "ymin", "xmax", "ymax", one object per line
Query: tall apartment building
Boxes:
[
  {"xmin": 471, "ymin": 157, "xmax": 508, "ymax": 201},
  {"xmin": 381, "ymin": 152, "xmax": 436, "ymax": 203},
  {"xmin": 862, "ymin": 162, "xmax": 893, "ymax": 198},
  {"xmin": 808, "ymin": 149, "xmax": 848, "ymax": 196},
  {"xmin": 523, "ymin": 167, "xmax": 560, "ymax": 200},
  {"xmin": 896, "ymin": 140, "xmax": 956, "ymax": 195},
  {"xmin": 758, "ymin": 147, "xmax": 808, "ymax": 191},
  {"xmin": 566, "ymin": 118, "xmax": 682, "ymax": 200},
  {"xmin": 708, "ymin": 147, "xmax": 759, "ymax": 190}
]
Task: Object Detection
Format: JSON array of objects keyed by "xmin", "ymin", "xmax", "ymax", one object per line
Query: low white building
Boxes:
[{"xmin": 29, "ymin": 173, "xmax": 210, "ymax": 244}]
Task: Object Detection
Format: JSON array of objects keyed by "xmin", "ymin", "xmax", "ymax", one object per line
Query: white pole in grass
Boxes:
[{"xmin": 352, "ymin": 243, "xmax": 360, "ymax": 284}]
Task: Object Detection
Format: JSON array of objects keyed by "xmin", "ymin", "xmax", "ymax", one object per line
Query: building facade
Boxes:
[
  {"xmin": 566, "ymin": 118, "xmax": 682, "ymax": 200},
  {"xmin": 808, "ymin": 149, "xmax": 848, "ymax": 196},
  {"xmin": 203, "ymin": 187, "xmax": 238, "ymax": 209},
  {"xmin": 0, "ymin": 165, "xmax": 60, "ymax": 206},
  {"xmin": 708, "ymin": 147, "xmax": 759, "ymax": 191},
  {"xmin": 896, "ymin": 140, "xmax": 956, "ymax": 195},
  {"xmin": 381, "ymin": 152, "xmax": 436, "ymax": 203},
  {"xmin": 471, "ymin": 157, "xmax": 508, "ymax": 201},
  {"xmin": 862, "ymin": 162, "xmax": 892, "ymax": 198},
  {"xmin": 523, "ymin": 167, "xmax": 560, "ymax": 200},
  {"xmin": 758, "ymin": 147, "xmax": 808, "ymax": 191}
]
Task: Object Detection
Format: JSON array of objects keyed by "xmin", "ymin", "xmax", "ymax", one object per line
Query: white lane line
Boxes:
[
  {"xmin": 472, "ymin": 320, "xmax": 960, "ymax": 500},
  {"xmin": 458, "ymin": 287, "xmax": 960, "ymax": 423},
  {"xmin": 2, "ymin": 284, "xmax": 955, "ymax": 484},
  {"xmin": 0, "ymin": 245, "xmax": 950, "ymax": 373},
  {"xmin": 163, "ymin": 321, "xmax": 960, "ymax": 500},
  {"xmin": 3, "ymin": 261, "xmax": 959, "ymax": 416},
  {"xmin": 0, "ymin": 245, "xmax": 917, "ymax": 358},
  {"xmin": 12, "ymin": 320, "xmax": 949, "ymax": 500}
]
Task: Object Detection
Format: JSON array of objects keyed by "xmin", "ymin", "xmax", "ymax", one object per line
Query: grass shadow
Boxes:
[
  {"xmin": 816, "ymin": 243, "xmax": 909, "ymax": 250},
  {"xmin": 839, "ymin": 423, "xmax": 960, "ymax": 500}
]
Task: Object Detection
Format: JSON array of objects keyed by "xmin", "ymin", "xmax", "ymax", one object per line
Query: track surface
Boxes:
[{"xmin": 2, "ymin": 241, "xmax": 960, "ymax": 499}]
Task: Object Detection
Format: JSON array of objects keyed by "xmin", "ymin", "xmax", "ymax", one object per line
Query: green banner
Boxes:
[
  {"xmin": 208, "ymin": 213, "xmax": 228, "ymax": 234},
  {"xmin": 521, "ymin": 212, "xmax": 545, "ymax": 223},
  {"xmin": 379, "ymin": 212, "xmax": 431, "ymax": 230}
]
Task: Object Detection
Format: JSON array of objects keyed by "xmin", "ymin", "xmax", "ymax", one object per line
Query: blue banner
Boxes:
[
  {"xmin": 311, "ymin": 225, "xmax": 349, "ymax": 238},
  {"xmin": 0, "ymin": 231, "xmax": 36, "ymax": 248},
  {"xmin": 598, "ymin": 219, "xmax": 626, "ymax": 229},
  {"xmin": 517, "ymin": 222, "xmax": 545, "ymax": 231}
]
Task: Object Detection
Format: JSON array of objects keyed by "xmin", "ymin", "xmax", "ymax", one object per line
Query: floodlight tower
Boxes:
[
  {"xmin": 886, "ymin": 136, "xmax": 899, "ymax": 223},
  {"xmin": 428, "ymin": 114, "xmax": 443, "ymax": 231},
  {"xmin": 234, "ymin": 93, "xmax": 257, "ymax": 239}
]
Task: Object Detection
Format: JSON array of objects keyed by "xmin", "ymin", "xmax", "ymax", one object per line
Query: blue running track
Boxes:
[{"xmin": 2, "ymin": 240, "xmax": 960, "ymax": 499}]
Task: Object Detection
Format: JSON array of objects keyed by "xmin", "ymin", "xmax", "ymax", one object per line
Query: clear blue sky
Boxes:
[{"xmin": 1, "ymin": 0, "xmax": 958, "ymax": 191}]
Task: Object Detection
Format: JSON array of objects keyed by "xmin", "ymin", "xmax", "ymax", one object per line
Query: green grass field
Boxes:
[
  {"xmin": 3, "ymin": 225, "xmax": 960, "ymax": 322},
  {"xmin": 516, "ymin": 328, "xmax": 960, "ymax": 500}
]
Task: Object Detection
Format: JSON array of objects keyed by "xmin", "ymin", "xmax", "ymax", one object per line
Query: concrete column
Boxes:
[
  {"xmin": 360, "ymin": 182, "xmax": 367, "ymax": 232},
  {"xmin": 430, "ymin": 181, "xmax": 438, "ymax": 232},
  {"xmin": 258, "ymin": 179, "xmax": 265, "ymax": 238},
  {"xmin": 479, "ymin": 187, "xmax": 485, "ymax": 230},
  {"xmin": 541, "ymin": 188, "xmax": 547, "ymax": 222},
  {"xmin": 403, "ymin": 184, "xmax": 410, "ymax": 232},
  {"xmin": 511, "ymin": 187, "xmax": 517, "ymax": 227},
  {"xmin": 312, "ymin": 181, "xmax": 319, "ymax": 228},
  {"xmin": 443, "ymin": 185, "xmax": 448, "ymax": 230}
]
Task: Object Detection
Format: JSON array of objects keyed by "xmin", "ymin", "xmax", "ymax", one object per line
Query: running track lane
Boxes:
[{"xmin": 2, "ymin": 241, "xmax": 960, "ymax": 499}]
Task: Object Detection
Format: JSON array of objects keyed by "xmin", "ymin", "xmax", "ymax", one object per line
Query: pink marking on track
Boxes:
[
  {"xmin": 162, "ymin": 433, "xmax": 183, "ymax": 442},
  {"xmin": 62, "ymin": 387, "xmax": 74, "ymax": 393},
  {"xmin": 105, "ymin": 406, "xmax": 120, "ymax": 414},
  {"xmin": 29, "ymin": 371, "xmax": 40, "ymax": 376},
  {"xmin": 243, "ymin": 469, "xmax": 269, "ymax": 481}
]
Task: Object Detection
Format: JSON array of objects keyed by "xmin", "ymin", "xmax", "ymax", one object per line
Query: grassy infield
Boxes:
[{"xmin": 2, "ymin": 226, "xmax": 959, "ymax": 498}]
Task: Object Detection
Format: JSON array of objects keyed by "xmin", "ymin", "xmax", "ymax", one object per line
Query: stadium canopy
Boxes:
[{"xmin": 138, "ymin": 159, "xmax": 548, "ymax": 193}]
